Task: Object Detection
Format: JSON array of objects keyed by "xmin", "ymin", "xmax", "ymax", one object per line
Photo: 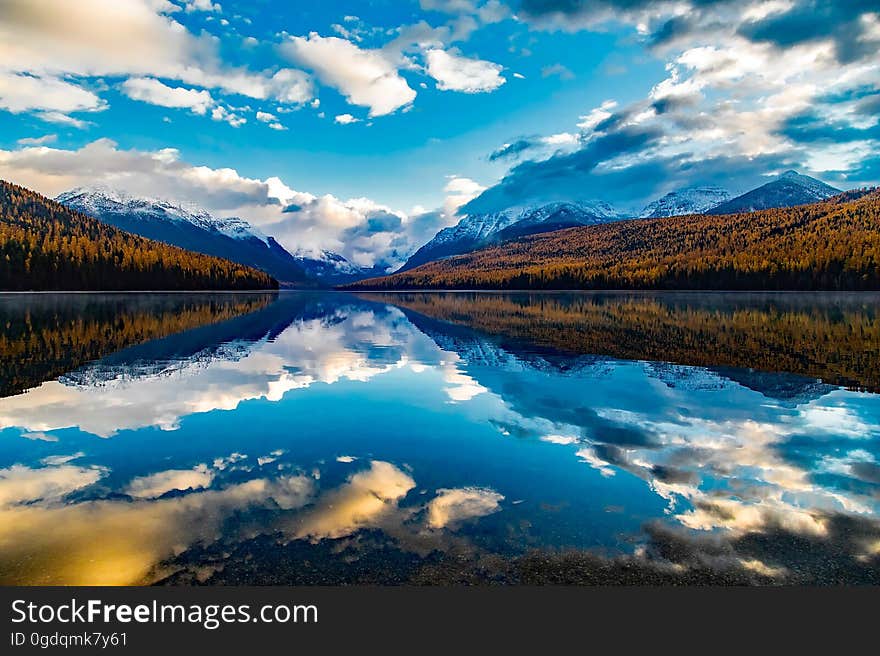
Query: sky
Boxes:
[{"xmin": 0, "ymin": 0, "xmax": 878, "ymax": 270}]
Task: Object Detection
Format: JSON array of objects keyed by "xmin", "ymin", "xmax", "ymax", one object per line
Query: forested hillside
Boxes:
[
  {"xmin": 348, "ymin": 190, "xmax": 880, "ymax": 291},
  {"xmin": 0, "ymin": 181, "xmax": 277, "ymax": 290}
]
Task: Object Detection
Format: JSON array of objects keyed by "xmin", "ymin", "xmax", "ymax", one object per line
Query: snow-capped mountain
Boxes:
[
  {"xmin": 292, "ymin": 249, "xmax": 388, "ymax": 285},
  {"xmin": 399, "ymin": 200, "xmax": 626, "ymax": 272},
  {"xmin": 639, "ymin": 186, "xmax": 731, "ymax": 218},
  {"xmin": 57, "ymin": 186, "xmax": 315, "ymax": 285},
  {"xmin": 706, "ymin": 170, "xmax": 840, "ymax": 215},
  {"xmin": 58, "ymin": 186, "xmax": 271, "ymax": 243},
  {"xmin": 57, "ymin": 186, "xmax": 387, "ymax": 286}
]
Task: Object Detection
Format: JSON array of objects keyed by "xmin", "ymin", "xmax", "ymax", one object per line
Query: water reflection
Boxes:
[{"xmin": 0, "ymin": 291, "xmax": 878, "ymax": 585}]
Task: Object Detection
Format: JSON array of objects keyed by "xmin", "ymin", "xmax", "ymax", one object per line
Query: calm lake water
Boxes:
[{"xmin": 1, "ymin": 291, "xmax": 879, "ymax": 585}]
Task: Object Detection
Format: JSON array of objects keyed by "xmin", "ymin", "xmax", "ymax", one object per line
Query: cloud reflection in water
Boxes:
[{"xmin": 0, "ymin": 292, "xmax": 877, "ymax": 584}]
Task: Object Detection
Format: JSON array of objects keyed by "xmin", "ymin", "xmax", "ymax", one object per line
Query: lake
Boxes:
[{"xmin": 1, "ymin": 291, "xmax": 878, "ymax": 585}]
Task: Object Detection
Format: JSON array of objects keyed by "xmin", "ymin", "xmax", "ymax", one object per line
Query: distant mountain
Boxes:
[
  {"xmin": 346, "ymin": 189, "xmax": 880, "ymax": 292},
  {"xmin": 707, "ymin": 171, "xmax": 839, "ymax": 215},
  {"xmin": 57, "ymin": 186, "xmax": 311, "ymax": 286},
  {"xmin": 0, "ymin": 180, "xmax": 276, "ymax": 291},
  {"xmin": 400, "ymin": 200, "xmax": 625, "ymax": 272},
  {"xmin": 292, "ymin": 249, "xmax": 389, "ymax": 285},
  {"xmin": 639, "ymin": 186, "xmax": 731, "ymax": 218}
]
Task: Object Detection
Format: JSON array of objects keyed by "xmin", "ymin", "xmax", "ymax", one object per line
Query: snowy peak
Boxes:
[
  {"xmin": 400, "ymin": 200, "xmax": 626, "ymax": 271},
  {"xmin": 55, "ymin": 185, "xmax": 316, "ymax": 284},
  {"xmin": 292, "ymin": 249, "xmax": 388, "ymax": 284},
  {"xmin": 639, "ymin": 186, "xmax": 731, "ymax": 218},
  {"xmin": 777, "ymin": 170, "xmax": 840, "ymax": 198},
  {"xmin": 707, "ymin": 171, "xmax": 840, "ymax": 215},
  {"xmin": 57, "ymin": 186, "xmax": 269, "ymax": 245}
]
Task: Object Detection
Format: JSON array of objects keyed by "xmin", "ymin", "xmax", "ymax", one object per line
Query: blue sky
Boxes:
[{"xmin": 0, "ymin": 0, "xmax": 878, "ymax": 269}]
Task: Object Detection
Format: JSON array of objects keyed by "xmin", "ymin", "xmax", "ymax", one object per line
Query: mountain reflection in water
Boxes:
[{"xmin": 0, "ymin": 291, "xmax": 878, "ymax": 585}]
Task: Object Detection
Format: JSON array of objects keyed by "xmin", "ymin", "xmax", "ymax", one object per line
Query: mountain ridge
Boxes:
[
  {"xmin": 0, "ymin": 180, "xmax": 277, "ymax": 291},
  {"xmin": 399, "ymin": 200, "xmax": 625, "ymax": 272},
  {"xmin": 399, "ymin": 171, "xmax": 839, "ymax": 272},
  {"xmin": 57, "ymin": 186, "xmax": 312, "ymax": 286},
  {"xmin": 345, "ymin": 189, "xmax": 880, "ymax": 292},
  {"xmin": 707, "ymin": 170, "xmax": 840, "ymax": 215},
  {"xmin": 639, "ymin": 186, "xmax": 731, "ymax": 218}
]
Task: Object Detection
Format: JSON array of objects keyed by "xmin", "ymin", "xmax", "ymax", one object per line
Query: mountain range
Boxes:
[
  {"xmin": 347, "ymin": 188, "xmax": 880, "ymax": 292},
  {"xmin": 0, "ymin": 180, "xmax": 275, "ymax": 291},
  {"xmin": 398, "ymin": 170, "xmax": 840, "ymax": 272},
  {"xmin": 400, "ymin": 200, "xmax": 624, "ymax": 271},
  {"xmin": 4, "ymin": 169, "xmax": 849, "ymax": 290},
  {"xmin": 56, "ymin": 187, "xmax": 378, "ymax": 286}
]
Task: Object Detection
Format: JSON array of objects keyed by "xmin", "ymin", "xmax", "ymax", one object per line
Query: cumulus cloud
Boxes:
[
  {"xmin": 0, "ymin": 71, "xmax": 105, "ymax": 118},
  {"xmin": 182, "ymin": 0, "xmax": 222, "ymax": 12},
  {"xmin": 281, "ymin": 33, "xmax": 416, "ymax": 117},
  {"xmin": 0, "ymin": 463, "xmax": 105, "ymax": 508},
  {"xmin": 443, "ymin": 175, "xmax": 486, "ymax": 217},
  {"xmin": 0, "ymin": 138, "xmax": 275, "ymax": 213},
  {"xmin": 334, "ymin": 113, "xmax": 360, "ymax": 125},
  {"xmin": 125, "ymin": 464, "xmax": 215, "ymax": 499},
  {"xmin": 255, "ymin": 110, "xmax": 286, "ymax": 130},
  {"xmin": 425, "ymin": 49, "xmax": 506, "ymax": 93},
  {"xmin": 0, "ymin": 0, "xmax": 313, "ymax": 124},
  {"xmin": 426, "ymin": 486, "xmax": 504, "ymax": 528},
  {"xmin": 121, "ymin": 77, "xmax": 215, "ymax": 115},
  {"xmin": 292, "ymin": 461, "xmax": 416, "ymax": 540}
]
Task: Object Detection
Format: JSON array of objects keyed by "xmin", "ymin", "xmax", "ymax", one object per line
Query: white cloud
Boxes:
[
  {"xmin": 266, "ymin": 69, "xmax": 314, "ymax": 105},
  {"xmin": 121, "ymin": 77, "xmax": 214, "ymax": 115},
  {"xmin": 0, "ymin": 0, "xmax": 313, "ymax": 124},
  {"xmin": 576, "ymin": 100, "xmax": 617, "ymax": 131},
  {"xmin": 281, "ymin": 33, "xmax": 416, "ymax": 117},
  {"xmin": 210, "ymin": 105, "xmax": 246, "ymax": 127},
  {"xmin": 425, "ymin": 49, "xmax": 506, "ymax": 93},
  {"xmin": 443, "ymin": 175, "xmax": 486, "ymax": 217},
  {"xmin": 334, "ymin": 113, "xmax": 360, "ymax": 125},
  {"xmin": 541, "ymin": 434, "xmax": 579, "ymax": 445},
  {"xmin": 38, "ymin": 112, "xmax": 93, "ymax": 129},
  {"xmin": 0, "ymin": 138, "xmax": 275, "ymax": 214},
  {"xmin": 125, "ymin": 465, "xmax": 214, "ymax": 499},
  {"xmin": 426, "ymin": 486, "xmax": 504, "ymax": 528},
  {"xmin": 21, "ymin": 432, "xmax": 57, "ymax": 442},
  {"xmin": 256, "ymin": 110, "xmax": 286, "ymax": 131},
  {"xmin": 182, "ymin": 0, "xmax": 221, "ymax": 12},
  {"xmin": 16, "ymin": 134, "xmax": 57, "ymax": 146},
  {"xmin": 543, "ymin": 132, "xmax": 579, "ymax": 146},
  {"xmin": 292, "ymin": 461, "xmax": 416, "ymax": 540},
  {"xmin": 0, "ymin": 464, "xmax": 105, "ymax": 508},
  {"xmin": 0, "ymin": 71, "xmax": 105, "ymax": 117}
]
